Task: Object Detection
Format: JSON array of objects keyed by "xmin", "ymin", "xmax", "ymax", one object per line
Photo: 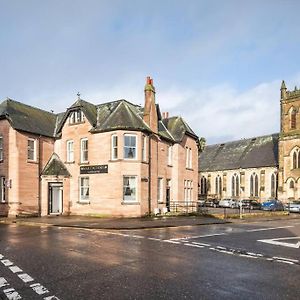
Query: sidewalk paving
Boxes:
[{"xmin": 0, "ymin": 213, "xmax": 299, "ymax": 230}]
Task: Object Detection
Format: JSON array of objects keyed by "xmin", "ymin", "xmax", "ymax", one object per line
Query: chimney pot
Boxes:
[{"xmin": 146, "ymin": 76, "xmax": 151, "ymax": 84}]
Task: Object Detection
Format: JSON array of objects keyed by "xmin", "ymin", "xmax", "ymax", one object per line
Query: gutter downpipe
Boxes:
[
  {"xmin": 148, "ymin": 134, "xmax": 152, "ymax": 215},
  {"xmin": 38, "ymin": 135, "xmax": 42, "ymax": 216}
]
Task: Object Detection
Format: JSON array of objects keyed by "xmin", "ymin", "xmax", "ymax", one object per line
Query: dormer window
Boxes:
[{"xmin": 69, "ymin": 110, "xmax": 84, "ymax": 124}]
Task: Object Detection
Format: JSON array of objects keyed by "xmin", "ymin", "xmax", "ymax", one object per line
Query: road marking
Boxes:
[
  {"xmin": 258, "ymin": 237, "xmax": 300, "ymax": 248},
  {"xmin": 0, "ymin": 277, "xmax": 9, "ymax": 288},
  {"xmin": 1, "ymin": 259, "xmax": 14, "ymax": 267},
  {"xmin": 148, "ymin": 237, "xmax": 162, "ymax": 241},
  {"xmin": 18, "ymin": 273, "xmax": 34, "ymax": 283},
  {"xmin": 171, "ymin": 233, "xmax": 226, "ymax": 241},
  {"xmin": 44, "ymin": 296, "xmax": 60, "ymax": 300},
  {"xmin": 273, "ymin": 257, "xmax": 299, "ymax": 263},
  {"xmin": 0, "ymin": 254, "xmax": 3, "ymax": 259},
  {"xmin": 246, "ymin": 225, "xmax": 294, "ymax": 232},
  {"xmin": 3, "ymin": 287, "xmax": 22, "ymax": 299},
  {"xmin": 9, "ymin": 266, "xmax": 23, "ymax": 274},
  {"xmin": 191, "ymin": 242, "xmax": 211, "ymax": 247},
  {"xmin": 184, "ymin": 243, "xmax": 204, "ymax": 248},
  {"xmin": 275, "ymin": 260, "xmax": 294, "ymax": 265},
  {"xmin": 30, "ymin": 283, "xmax": 50, "ymax": 295},
  {"xmin": 162, "ymin": 240, "xmax": 181, "ymax": 244}
]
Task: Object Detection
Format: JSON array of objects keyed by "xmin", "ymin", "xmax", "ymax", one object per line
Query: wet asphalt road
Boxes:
[{"xmin": 0, "ymin": 218, "xmax": 300, "ymax": 300}]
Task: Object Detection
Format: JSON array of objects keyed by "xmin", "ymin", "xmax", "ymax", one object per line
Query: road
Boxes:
[{"xmin": 0, "ymin": 218, "xmax": 300, "ymax": 299}]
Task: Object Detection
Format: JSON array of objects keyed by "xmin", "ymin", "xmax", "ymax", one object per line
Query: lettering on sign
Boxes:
[{"xmin": 80, "ymin": 165, "xmax": 108, "ymax": 174}]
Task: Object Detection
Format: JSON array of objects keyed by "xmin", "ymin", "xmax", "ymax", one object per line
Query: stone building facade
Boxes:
[
  {"xmin": 0, "ymin": 77, "xmax": 198, "ymax": 217},
  {"xmin": 199, "ymin": 81, "xmax": 300, "ymax": 203}
]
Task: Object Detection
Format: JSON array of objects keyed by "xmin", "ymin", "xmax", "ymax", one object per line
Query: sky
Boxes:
[{"xmin": 1, "ymin": 0, "xmax": 300, "ymax": 144}]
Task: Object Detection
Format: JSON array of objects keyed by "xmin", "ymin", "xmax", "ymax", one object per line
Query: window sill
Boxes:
[
  {"xmin": 79, "ymin": 162, "xmax": 89, "ymax": 165},
  {"xmin": 77, "ymin": 201, "xmax": 90, "ymax": 205},
  {"xmin": 27, "ymin": 160, "xmax": 38, "ymax": 164},
  {"xmin": 123, "ymin": 158, "xmax": 138, "ymax": 161},
  {"xmin": 0, "ymin": 160, "xmax": 3, "ymax": 163},
  {"xmin": 65, "ymin": 161, "xmax": 75, "ymax": 164},
  {"xmin": 186, "ymin": 168, "xmax": 193, "ymax": 171},
  {"xmin": 158, "ymin": 201, "xmax": 164, "ymax": 204},
  {"xmin": 167, "ymin": 164, "xmax": 173, "ymax": 167},
  {"xmin": 0, "ymin": 201, "xmax": 7, "ymax": 204},
  {"xmin": 121, "ymin": 201, "xmax": 140, "ymax": 205}
]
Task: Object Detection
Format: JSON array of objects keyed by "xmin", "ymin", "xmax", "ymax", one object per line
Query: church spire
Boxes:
[{"xmin": 281, "ymin": 80, "xmax": 287, "ymax": 100}]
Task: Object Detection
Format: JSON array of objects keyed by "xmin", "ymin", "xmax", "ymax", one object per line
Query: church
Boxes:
[{"xmin": 199, "ymin": 81, "xmax": 300, "ymax": 203}]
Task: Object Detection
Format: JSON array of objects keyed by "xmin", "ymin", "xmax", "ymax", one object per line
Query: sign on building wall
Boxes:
[{"xmin": 80, "ymin": 165, "xmax": 108, "ymax": 174}]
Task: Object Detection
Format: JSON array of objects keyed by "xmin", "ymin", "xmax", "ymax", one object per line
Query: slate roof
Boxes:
[
  {"xmin": 0, "ymin": 97, "xmax": 198, "ymax": 143},
  {"xmin": 41, "ymin": 153, "xmax": 70, "ymax": 177},
  {"xmin": 0, "ymin": 98, "xmax": 57, "ymax": 137},
  {"xmin": 199, "ymin": 133, "xmax": 279, "ymax": 172}
]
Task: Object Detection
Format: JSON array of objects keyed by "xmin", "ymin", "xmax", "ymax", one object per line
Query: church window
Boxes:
[
  {"xmin": 250, "ymin": 173, "xmax": 259, "ymax": 197},
  {"xmin": 291, "ymin": 148, "xmax": 300, "ymax": 169},
  {"xmin": 271, "ymin": 173, "xmax": 277, "ymax": 198},
  {"xmin": 200, "ymin": 176, "xmax": 207, "ymax": 195},
  {"xmin": 290, "ymin": 108, "xmax": 297, "ymax": 129},
  {"xmin": 231, "ymin": 174, "xmax": 239, "ymax": 197},
  {"xmin": 215, "ymin": 176, "xmax": 222, "ymax": 196}
]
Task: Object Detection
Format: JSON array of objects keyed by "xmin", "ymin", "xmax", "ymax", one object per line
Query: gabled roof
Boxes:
[
  {"xmin": 199, "ymin": 133, "xmax": 279, "ymax": 172},
  {"xmin": 162, "ymin": 116, "xmax": 198, "ymax": 142},
  {"xmin": 41, "ymin": 153, "xmax": 70, "ymax": 177},
  {"xmin": 0, "ymin": 98, "xmax": 57, "ymax": 137},
  {"xmin": 92, "ymin": 99, "xmax": 151, "ymax": 133}
]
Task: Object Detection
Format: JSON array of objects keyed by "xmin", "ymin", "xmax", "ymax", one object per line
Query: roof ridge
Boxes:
[
  {"xmin": 3, "ymin": 98, "xmax": 55, "ymax": 116},
  {"xmin": 96, "ymin": 99, "xmax": 141, "ymax": 109}
]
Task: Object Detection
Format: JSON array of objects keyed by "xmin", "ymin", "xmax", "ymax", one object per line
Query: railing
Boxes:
[{"xmin": 169, "ymin": 201, "xmax": 207, "ymax": 214}]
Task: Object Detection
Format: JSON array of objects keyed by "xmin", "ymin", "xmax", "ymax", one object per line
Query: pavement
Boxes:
[{"xmin": 0, "ymin": 212, "xmax": 299, "ymax": 230}]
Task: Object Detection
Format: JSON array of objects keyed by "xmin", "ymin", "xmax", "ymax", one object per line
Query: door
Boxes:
[
  {"xmin": 166, "ymin": 187, "xmax": 170, "ymax": 212},
  {"xmin": 49, "ymin": 183, "xmax": 63, "ymax": 214}
]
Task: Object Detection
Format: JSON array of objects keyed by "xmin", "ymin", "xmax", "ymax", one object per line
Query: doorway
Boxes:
[
  {"xmin": 166, "ymin": 179, "xmax": 171, "ymax": 212},
  {"xmin": 48, "ymin": 183, "xmax": 63, "ymax": 214}
]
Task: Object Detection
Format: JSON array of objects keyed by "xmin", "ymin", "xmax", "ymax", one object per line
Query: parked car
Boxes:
[
  {"xmin": 261, "ymin": 200, "xmax": 284, "ymax": 211},
  {"xmin": 219, "ymin": 199, "xmax": 237, "ymax": 208},
  {"xmin": 204, "ymin": 198, "xmax": 219, "ymax": 208},
  {"xmin": 284, "ymin": 200, "xmax": 300, "ymax": 213},
  {"xmin": 239, "ymin": 199, "xmax": 261, "ymax": 210},
  {"xmin": 198, "ymin": 198, "xmax": 206, "ymax": 207}
]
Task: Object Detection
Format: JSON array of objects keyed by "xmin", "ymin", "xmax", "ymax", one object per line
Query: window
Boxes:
[
  {"xmin": 186, "ymin": 147, "xmax": 192, "ymax": 168},
  {"xmin": 250, "ymin": 173, "xmax": 259, "ymax": 197},
  {"xmin": 290, "ymin": 180, "xmax": 295, "ymax": 189},
  {"xmin": 0, "ymin": 177, "xmax": 5, "ymax": 202},
  {"xmin": 291, "ymin": 148, "xmax": 300, "ymax": 169},
  {"xmin": 271, "ymin": 173, "xmax": 276, "ymax": 198},
  {"xmin": 80, "ymin": 138, "xmax": 88, "ymax": 163},
  {"xmin": 215, "ymin": 176, "xmax": 222, "ymax": 196},
  {"xmin": 79, "ymin": 177, "xmax": 89, "ymax": 202},
  {"xmin": 123, "ymin": 176, "xmax": 137, "ymax": 202},
  {"xmin": 0, "ymin": 137, "xmax": 3, "ymax": 162},
  {"xmin": 142, "ymin": 135, "xmax": 147, "ymax": 161},
  {"xmin": 231, "ymin": 174, "xmax": 239, "ymax": 197},
  {"xmin": 66, "ymin": 140, "xmax": 74, "ymax": 162},
  {"xmin": 124, "ymin": 135, "xmax": 137, "ymax": 159},
  {"xmin": 111, "ymin": 135, "xmax": 118, "ymax": 160},
  {"xmin": 290, "ymin": 108, "xmax": 297, "ymax": 129},
  {"xmin": 184, "ymin": 180, "xmax": 193, "ymax": 203},
  {"xmin": 200, "ymin": 176, "xmax": 207, "ymax": 195},
  {"xmin": 69, "ymin": 110, "xmax": 84, "ymax": 124},
  {"xmin": 27, "ymin": 139, "xmax": 36, "ymax": 161},
  {"xmin": 167, "ymin": 145, "xmax": 172, "ymax": 166},
  {"xmin": 158, "ymin": 178, "xmax": 163, "ymax": 203}
]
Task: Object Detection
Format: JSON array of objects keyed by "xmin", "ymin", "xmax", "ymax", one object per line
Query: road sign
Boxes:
[{"xmin": 258, "ymin": 237, "xmax": 300, "ymax": 248}]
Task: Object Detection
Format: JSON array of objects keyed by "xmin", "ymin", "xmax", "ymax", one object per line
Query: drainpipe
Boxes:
[
  {"xmin": 38, "ymin": 135, "xmax": 42, "ymax": 216},
  {"xmin": 148, "ymin": 134, "xmax": 152, "ymax": 215}
]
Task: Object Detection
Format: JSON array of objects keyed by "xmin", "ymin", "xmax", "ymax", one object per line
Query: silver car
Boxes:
[
  {"xmin": 219, "ymin": 199, "xmax": 237, "ymax": 208},
  {"xmin": 285, "ymin": 200, "xmax": 300, "ymax": 213}
]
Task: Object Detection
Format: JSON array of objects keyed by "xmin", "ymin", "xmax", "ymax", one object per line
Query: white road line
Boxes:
[
  {"xmin": 0, "ymin": 277, "xmax": 9, "ymax": 288},
  {"xmin": 246, "ymin": 225, "xmax": 294, "ymax": 232},
  {"xmin": 0, "ymin": 254, "xmax": 3, "ymax": 259},
  {"xmin": 172, "ymin": 233, "xmax": 227, "ymax": 241},
  {"xmin": 9, "ymin": 266, "xmax": 23, "ymax": 274},
  {"xmin": 3, "ymin": 287, "xmax": 22, "ymax": 300},
  {"xmin": 272, "ymin": 257, "xmax": 299, "ymax": 263},
  {"xmin": 162, "ymin": 240, "xmax": 181, "ymax": 244},
  {"xmin": 216, "ymin": 246, "xmax": 226, "ymax": 250},
  {"xmin": 30, "ymin": 283, "xmax": 50, "ymax": 295},
  {"xmin": 275, "ymin": 260, "xmax": 294, "ymax": 265},
  {"xmin": 44, "ymin": 296, "xmax": 60, "ymax": 300},
  {"xmin": 148, "ymin": 237, "xmax": 162, "ymax": 241},
  {"xmin": 130, "ymin": 235, "xmax": 145, "ymax": 239},
  {"xmin": 18, "ymin": 273, "xmax": 34, "ymax": 283},
  {"xmin": 184, "ymin": 243, "xmax": 204, "ymax": 248},
  {"xmin": 1, "ymin": 259, "xmax": 14, "ymax": 267},
  {"xmin": 191, "ymin": 242, "xmax": 211, "ymax": 247}
]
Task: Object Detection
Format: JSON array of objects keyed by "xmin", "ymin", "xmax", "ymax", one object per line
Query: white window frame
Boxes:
[
  {"xmin": 123, "ymin": 176, "xmax": 138, "ymax": 203},
  {"xmin": 184, "ymin": 180, "xmax": 193, "ymax": 204},
  {"xmin": 167, "ymin": 145, "xmax": 172, "ymax": 166},
  {"xmin": 27, "ymin": 138, "xmax": 36, "ymax": 161},
  {"xmin": 124, "ymin": 134, "xmax": 137, "ymax": 160},
  {"xmin": 69, "ymin": 110, "xmax": 84, "ymax": 124},
  {"xmin": 158, "ymin": 178, "xmax": 163, "ymax": 203},
  {"xmin": 142, "ymin": 135, "xmax": 147, "ymax": 162},
  {"xmin": 0, "ymin": 136, "xmax": 3, "ymax": 162},
  {"xmin": 0, "ymin": 177, "xmax": 5, "ymax": 202},
  {"xmin": 189, "ymin": 148, "xmax": 192, "ymax": 168},
  {"xmin": 80, "ymin": 138, "xmax": 88, "ymax": 163},
  {"xmin": 66, "ymin": 140, "xmax": 74, "ymax": 162},
  {"xmin": 79, "ymin": 177, "xmax": 89, "ymax": 202},
  {"xmin": 111, "ymin": 135, "xmax": 118, "ymax": 160}
]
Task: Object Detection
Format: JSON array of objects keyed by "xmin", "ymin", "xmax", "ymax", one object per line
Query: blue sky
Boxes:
[{"xmin": 1, "ymin": 0, "xmax": 300, "ymax": 143}]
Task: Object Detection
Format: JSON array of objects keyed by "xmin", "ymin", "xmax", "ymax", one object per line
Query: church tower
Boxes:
[{"xmin": 278, "ymin": 81, "xmax": 300, "ymax": 201}]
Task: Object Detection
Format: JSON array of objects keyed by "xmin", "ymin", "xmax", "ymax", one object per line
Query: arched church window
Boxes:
[
  {"xmin": 290, "ymin": 180, "xmax": 295, "ymax": 189},
  {"xmin": 290, "ymin": 108, "xmax": 297, "ymax": 129},
  {"xmin": 271, "ymin": 173, "xmax": 277, "ymax": 198},
  {"xmin": 250, "ymin": 173, "xmax": 259, "ymax": 197},
  {"xmin": 231, "ymin": 174, "xmax": 239, "ymax": 197}
]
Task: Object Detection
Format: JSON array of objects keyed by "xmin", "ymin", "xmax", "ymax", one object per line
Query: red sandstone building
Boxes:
[{"xmin": 0, "ymin": 78, "xmax": 198, "ymax": 217}]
